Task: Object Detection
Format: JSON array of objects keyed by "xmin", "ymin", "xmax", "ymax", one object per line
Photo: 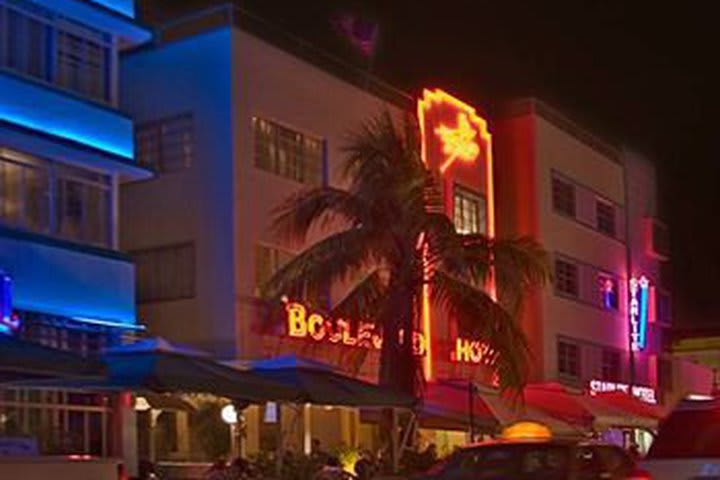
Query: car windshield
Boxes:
[{"xmin": 437, "ymin": 443, "xmax": 571, "ymax": 479}]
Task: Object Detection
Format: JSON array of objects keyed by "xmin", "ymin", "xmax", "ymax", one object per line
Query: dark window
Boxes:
[
  {"xmin": 601, "ymin": 349, "xmax": 621, "ymax": 382},
  {"xmin": 596, "ymin": 199, "xmax": 616, "ymax": 236},
  {"xmin": 1, "ymin": 4, "xmax": 112, "ymax": 103},
  {"xmin": 598, "ymin": 273, "xmax": 619, "ymax": 310},
  {"xmin": 453, "ymin": 186, "xmax": 487, "ymax": 235},
  {"xmin": 657, "ymin": 290, "xmax": 671, "ymax": 324},
  {"xmin": 555, "ymin": 258, "xmax": 579, "ymax": 297},
  {"xmin": 136, "ymin": 113, "xmax": 195, "ymax": 173},
  {"xmin": 253, "ymin": 117, "xmax": 323, "ymax": 185},
  {"xmin": 552, "ymin": 175, "xmax": 576, "ymax": 217},
  {"xmin": 132, "ymin": 243, "xmax": 196, "ymax": 302},
  {"xmin": 558, "ymin": 339, "xmax": 580, "ymax": 378}
]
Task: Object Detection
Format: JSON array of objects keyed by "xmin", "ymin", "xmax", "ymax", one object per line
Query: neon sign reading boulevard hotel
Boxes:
[{"xmin": 284, "ymin": 300, "xmax": 498, "ymax": 367}]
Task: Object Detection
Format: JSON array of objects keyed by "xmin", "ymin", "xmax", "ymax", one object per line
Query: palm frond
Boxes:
[
  {"xmin": 330, "ymin": 270, "xmax": 387, "ymax": 323},
  {"xmin": 260, "ymin": 227, "xmax": 378, "ymax": 303},
  {"xmin": 431, "ymin": 271, "xmax": 530, "ymax": 393},
  {"xmin": 272, "ymin": 187, "xmax": 370, "ymax": 245}
]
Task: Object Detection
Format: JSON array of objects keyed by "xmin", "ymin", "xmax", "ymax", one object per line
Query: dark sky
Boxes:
[{"xmin": 143, "ymin": 0, "xmax": 718, "ymax": 328}]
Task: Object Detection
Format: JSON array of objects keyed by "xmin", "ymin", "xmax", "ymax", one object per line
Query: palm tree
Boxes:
[{"xmin": 262, "ymin": 111, "xmax": 549, "ymax": 396}]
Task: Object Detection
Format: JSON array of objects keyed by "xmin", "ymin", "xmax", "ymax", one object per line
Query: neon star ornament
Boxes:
[{"xmin": 435, "ymin": 113, "xmax": 481, "ymax": 173}]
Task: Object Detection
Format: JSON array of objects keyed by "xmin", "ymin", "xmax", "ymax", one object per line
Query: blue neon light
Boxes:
[
  {"xmin": 90, "ymin": 0, "xmax": 135, "ymax": 18},
  {"xmin": 0, "ymin": 272, "xmax": 19, "ymax": 335},
  {"xmin": 638, "ymin": 279, "xmax": 649, "ymax": 350},
  {"xmin": 0, "ymin": 73, "xmax": 134, "ymax": 159}
]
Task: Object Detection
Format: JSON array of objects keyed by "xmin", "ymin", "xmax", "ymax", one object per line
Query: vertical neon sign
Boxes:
[
  {"xmin": 0, "ymin": 272, "xmax": 19, "ymax": 335},
  {"xmin": 417, "ymin": 89, "xmax": 495, "ymax": 380},
  {"xmin": 629, "ymin": 275, "xmax": 650, "ymax": 351}
]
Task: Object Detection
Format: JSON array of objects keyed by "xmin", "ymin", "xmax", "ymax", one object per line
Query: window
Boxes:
[
  {"xmin": 4, "ymin": 5, "xmax": 50, "ymax": 81},
  {"xmin": 253, "ymin": 117, "xmax": 323, "ymax": 185},
  {"xmin": 453, "ymin": 186, "xmax": 487, "ymax": 235},
  {"xmin": 0, "ymin": 148, "xmax": 112, "ymax": 247},
  {"xmin": 552, "ymin": 175, "xmax": 576, "ymax": 217},
  {"xmin": 596, "ymin": 199, "xmax": 616, "ymax": 236},
  {"xmin": 555, "ymin": 258, "xmax": 579, "ymax": 297},
  {"xmin": 601, "ymin": 349, "xmax": 621, "ymax": 382},
  {"xmin": 132, "ymin": 243, "xmax": 195, "ymax": 302},
  {"xmin": 558, "ymin": 339, "xmax": 580, "ymax": 378},
  {"xmin": 0, "ymin": 3, "xmax": 112, "ymax": 103},
  {"xmin": 55, "ymin": 164, "xmax": 111, "ymax": 247},
  {"xmin": 597, "ymin": 273, "xmax": 619, "ymax": 310},
  {"xmin": 255, "ymin": 245, "xmax": 293, "ymax": 293},
  {"xmin": 656, "ymin": 290, "xmax": 671, "ymax": 324},
  {"xmin": 136, "ymin": 113, "xmax": 195, "ymax": 173}
]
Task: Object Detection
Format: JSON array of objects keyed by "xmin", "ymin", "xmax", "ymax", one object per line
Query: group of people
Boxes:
[{"xmin": 205, "ymin": 457, "xmax": 258, "ymax": 480}]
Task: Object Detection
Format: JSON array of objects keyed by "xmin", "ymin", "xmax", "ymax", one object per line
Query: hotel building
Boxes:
[
  {"xmin": 0, "ymin": 0, "xmax": 150, "ymax": 460},
  {"xmin": 119, "ymin": 4, "xmax": 710, "ymax": 460}
]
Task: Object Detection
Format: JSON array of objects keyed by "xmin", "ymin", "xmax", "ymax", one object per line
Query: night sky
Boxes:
[{"xmin": 142, "ymin": 0, "xmax": 718, "ymax": 328}]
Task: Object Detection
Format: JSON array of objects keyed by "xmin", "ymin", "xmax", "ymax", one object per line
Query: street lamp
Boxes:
[{"xmin": 221, "ymin": 404, "xmax": 242, "ymax": 458}]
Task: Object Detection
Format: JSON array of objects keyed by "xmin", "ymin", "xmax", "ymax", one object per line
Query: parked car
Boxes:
[
  {"xmin": 416, "ymin": 439, "xmax": 651, "ymax": 480},
  {"xmin": 641, "ymin": 397, "xmax": 720, "ymax": 479}
]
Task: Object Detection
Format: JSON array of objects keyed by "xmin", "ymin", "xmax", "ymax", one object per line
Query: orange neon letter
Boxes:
[{"xmin": 286, "ymin": 302, "xmax": 307, "ymax": 337}]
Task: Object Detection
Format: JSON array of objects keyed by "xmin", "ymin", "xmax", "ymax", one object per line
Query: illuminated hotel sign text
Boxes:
[
  {"xmin": 284, "ymin": 301, "xmax": 427, "ymax": 356},
  {"xmin": 589, "ymin": 379, "xmax": 657, "ymax": 404},
  {"xmin": 629, "ymin": 276, "xmax": 650, "ymax": 351}
]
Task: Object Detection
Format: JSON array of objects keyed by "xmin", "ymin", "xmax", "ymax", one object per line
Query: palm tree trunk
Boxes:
[{"xmin": 378, "ymin": 283, "xmax": 416, "ymax": 473}]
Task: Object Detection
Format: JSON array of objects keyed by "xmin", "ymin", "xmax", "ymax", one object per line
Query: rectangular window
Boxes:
[
  {"xmin": 596, "ymin": 199, "xmax": 616, "ymax": 236},
  {"xmin": 656, "ymin": 290, "xmax": 671, "ymax": 324},
  {"xmin": 0, "ymin": 3, "xmax": 113, "ymax": 103},
  {"xmin": 255, "ymin": 244, "xmax": 293, "ymax": 293},
  {"xmin": 597, "ymin": 273, "xmax": 619, "ymax": 311},
  {"xmin": 136, "ymin": 113, "xmax": 195, "ymax": 173},
  {"xmin": 132, "ymin": 243, "xmax": 196, "ymax": 303},
  {"xmin": 555, "ymin": 258, "xmax": 579, "ymax": 298},
  {"xmin": 558, "ymin": 339, "xmax": 580, "ymax": 378},
  {"xmin": 55, "ymin": 164, "xmax": 111, "ymax": 247},
  {"xmin": 453, "ymin": 186, "xmax": 487, "ymax": 235},
  {"xmin": 552, "ymin": 175, "xmax": 576, "ymax": 217},
  {"xmin": 253, "ymin": 117, "xmax": 323, "ymax": 186},
  {"xmin": 1, "ymin": 148, "xmax": 113, "ymax": 247},
  {"xmin": 601, "ymin": 349, "xmax": 621, "ymax": 382}
]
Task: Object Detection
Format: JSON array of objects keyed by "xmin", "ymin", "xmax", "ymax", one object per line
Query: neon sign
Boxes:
[
  {"xmin": 629, "ymin": 276, "xmax": 650, "ymax": 351},
  {"xmin": 0, "ymin": 273, "xmax": 19, "ymax": 334},
  {"xmin": 451, "ymin": 337, "xmax": 498, "ymax": 366},
  {"xmin": 435, "ymin": 113, "xmax": 480, "ymax": 173},
  {"xmin": 417, "ymin": 89, "xmax": 496, "ymax": 380},
  {"xmin": 284, "ymin": 301, "xmax": 427, "ymax": 356},
  {"xmin": 589, "ymin": 379, "xmax": 657, "ymax": 404}
]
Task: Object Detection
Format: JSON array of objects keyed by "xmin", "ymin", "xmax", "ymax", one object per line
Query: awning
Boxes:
[
  {"xmin": 0, "ymin": 335, "xmax": 105, "ymax": 383},
  {"xmin": 523, "ymin": 382, "xmax": 594, "ymax": 428},
  {"xmin": 482, "ymin": 392, "xmax": 586, "ymax": 438},
  {"xmin": 579, "ymin": 392, "xmax": 663, "ymax": 430},
  {"xmin": 240, "ymin": 355, "xmax": 416, "ymax": 408},
  {"xmin": 27, "ymin": 338, "xmax": 299, "ymax": 403},
  {"xmin": 418, "ymin": 382, "xmax": 499, "ymax": 431}
]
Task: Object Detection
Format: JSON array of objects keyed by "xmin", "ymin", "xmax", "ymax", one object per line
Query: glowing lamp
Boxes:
[
  {"xmin": 501, "ymin": 421, "xmax": 552, "ymax": 441},
  {"xmin": 221, "ymin": 404, "xmax": 238, "ymax": 425},
  {"xmin": 134, "ymin": 396, "xmax": 151, "ymax": 412}
]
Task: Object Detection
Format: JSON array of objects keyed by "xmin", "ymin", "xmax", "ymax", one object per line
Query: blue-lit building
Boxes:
[{"xmin": 0, "ymin": 0, "xmax": 150, "ymax": 458}]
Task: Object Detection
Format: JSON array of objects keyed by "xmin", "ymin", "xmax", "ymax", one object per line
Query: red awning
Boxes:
[
  {"xmin": 592, "ymin": 391, "xmax": 665, "ymax": 420},
  {"xmin": 419, "ymin": 382, "xmax": 499, "ymax": 431},
  {"xmin": 523, "ymin": 382, "xmax": 594, "ymax": 428}
]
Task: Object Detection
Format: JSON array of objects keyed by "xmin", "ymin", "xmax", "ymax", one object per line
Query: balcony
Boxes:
[
  {"xmin": 0, "ymin": 71, "xmax": 150, "ymax": 180},
  {"xmin": 0, "ymin": 226, "xmax": 136, "ymax": 326}
]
